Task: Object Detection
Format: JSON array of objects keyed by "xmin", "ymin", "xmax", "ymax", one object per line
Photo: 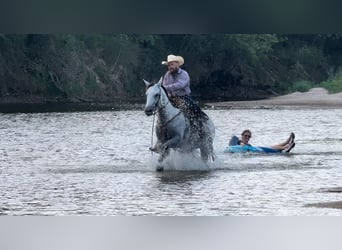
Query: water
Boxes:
[{"xmin": 0, "ymin": 108, "xmax": 342, "ymax": 215}]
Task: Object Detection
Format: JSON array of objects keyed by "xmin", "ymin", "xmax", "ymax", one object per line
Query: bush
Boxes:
[
  {"xmin": 320, "ymin": 75, "xmax": 342, "ymax": 93},
  {"xmin": 289, "ymin": 80, "xmax": 315, "ymax": 93}
]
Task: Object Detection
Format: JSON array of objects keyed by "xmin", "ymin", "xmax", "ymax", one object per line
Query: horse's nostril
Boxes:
[{"xmin": 145, "ymin": 109, "xmax": 153, "ymax": 116}]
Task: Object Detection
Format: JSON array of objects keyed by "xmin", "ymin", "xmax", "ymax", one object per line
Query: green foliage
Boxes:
[
  {"xmin": 85, "ymin": 72, "xmax": 99, "ymax": 92},
  {"xmin": 93, "ymin": 65, "xmax": 109, "ymax": 83},
  {"xmin": 320, "ymin": 74, "xmax": 342, "ymax": 93},
  {"xmin": 289, "ymin": 80, "xmax": 315, "ymax": 93},
  {"xmin": 297, "ymin": 45, "xmax": 327, "ymax": 68},
  {"xmin": 78, "ymin": 34, "xmax": 139, "ymax": 66},
  {"xmin": 224, "ymin": 34, "xmax": 281, "ymax": 64},
  {"xmin": 1, "ymin": 34, "xmax": 342, "ymax": 103}
]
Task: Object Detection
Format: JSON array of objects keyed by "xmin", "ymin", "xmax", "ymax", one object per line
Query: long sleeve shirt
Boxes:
[{"xmin": 162, "ymin": 68, "xmax": 191, "ymax": 96}]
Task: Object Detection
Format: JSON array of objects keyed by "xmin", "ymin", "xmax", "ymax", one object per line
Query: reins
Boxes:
[
  {"xmin": 149, "ymin": 87, "xmax": 160, "ymax": 155},
  {"xmin": 157, "ymin": 111, "xmax": 181, "ymax": 129},
  {"xmin": 150, "ymin": 110, "xmax": 156, "ymax": 155}
]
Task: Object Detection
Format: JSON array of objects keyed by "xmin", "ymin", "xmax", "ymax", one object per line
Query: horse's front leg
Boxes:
[
  {"xmin": 156, "ymin": 135, "xmax": 181, "ymax": 171},
  {"xmin": 149, "ymin": 141, "xmax": 162, "ymax": 153},
  {"xmin": 156, "ymin": 147, "xmax": 170, "ymax": 171},
  {"xmin": 160, "ymin": 135, "xmax": 181, "ymax": 154}
]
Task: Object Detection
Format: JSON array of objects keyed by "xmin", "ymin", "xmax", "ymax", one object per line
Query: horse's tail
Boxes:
[
  {"xmin": 199, "ymin": 139, "xmax": 215, "ymax": 162},
  {"xmin": 199, "ymin": 119, "xmax": 216, "ymax": 162}
]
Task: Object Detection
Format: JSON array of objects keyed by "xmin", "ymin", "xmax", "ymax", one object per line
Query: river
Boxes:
[{"xmin": 0, "ymin": 107, "xmax": 341, "ymax": 215}]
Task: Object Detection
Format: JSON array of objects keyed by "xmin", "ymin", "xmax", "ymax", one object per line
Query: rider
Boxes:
[{"xmin": 161, "ymin": 54, "xmax": 206, "ymax": 134}]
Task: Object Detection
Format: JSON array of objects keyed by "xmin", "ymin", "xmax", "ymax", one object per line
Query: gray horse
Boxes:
[{"xmin": 144, "ymin": 77, "xmax": 215, "ymax": 171}]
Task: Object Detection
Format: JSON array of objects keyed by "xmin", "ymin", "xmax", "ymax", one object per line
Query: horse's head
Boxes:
[{"xmin": 144, "ymin": 77, "xmax": 163, "ymax": 116}]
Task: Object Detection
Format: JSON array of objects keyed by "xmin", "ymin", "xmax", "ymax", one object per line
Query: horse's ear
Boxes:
[
  {"xmin": 143, "ymin": 79, "xmax": 150, "ymax": 87},
  {"xmin": 157, "ymin": 76, "xmax": 163, "ymax": 86}
]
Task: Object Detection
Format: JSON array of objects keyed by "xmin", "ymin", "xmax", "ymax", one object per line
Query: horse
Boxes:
[{"xmin": 144, "ymin": 77, "xmax": 215, "ymax": 171}]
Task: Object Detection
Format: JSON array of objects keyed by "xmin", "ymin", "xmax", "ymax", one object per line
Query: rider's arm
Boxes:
[{"xmin": 169, "ymin": 72, "xmax": 189, "ymax": 91}]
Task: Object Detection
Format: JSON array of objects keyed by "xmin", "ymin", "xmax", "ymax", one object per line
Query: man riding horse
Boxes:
[{"xmin": 161, "ymin": 54, "xmax": 207, "ymax": 138}]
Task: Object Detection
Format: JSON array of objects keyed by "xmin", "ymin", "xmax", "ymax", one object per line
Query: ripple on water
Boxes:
[{"xmin": 0, "ymin": 109, "xmax": 342, "ymax": 215}]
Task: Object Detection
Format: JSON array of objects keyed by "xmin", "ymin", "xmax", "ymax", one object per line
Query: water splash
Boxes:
[{"xmin": 149, "ymin": 150, "xmax": 225, "ymax": 171}]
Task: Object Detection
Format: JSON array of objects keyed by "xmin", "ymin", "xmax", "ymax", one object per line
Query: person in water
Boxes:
[{"xmin": 229, "ymin": 129, "xmax": 296, "ymax": 152}]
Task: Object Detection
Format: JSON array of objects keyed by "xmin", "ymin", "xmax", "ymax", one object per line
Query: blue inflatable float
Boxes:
[{"xmin": 224, "ymin": 145, "xmax": 282, "ymax": 154}]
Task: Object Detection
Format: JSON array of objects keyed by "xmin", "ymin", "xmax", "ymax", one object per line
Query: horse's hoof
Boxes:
[{"xmin": 156, "ymin": 166, "xmax": 164, "ymax": 172}]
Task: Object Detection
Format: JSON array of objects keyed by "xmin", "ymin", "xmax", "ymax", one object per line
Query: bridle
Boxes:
[
  {"xmin": 147, "ymin": 84, "xmax": 170, "ymax": 114},
  {"xmin": 149, "ymin": 84, "xmax": 181, "ymax": 128},
  {"xmin": 154, "ymin": 86, "xmax": 170, "ymax": 112}
]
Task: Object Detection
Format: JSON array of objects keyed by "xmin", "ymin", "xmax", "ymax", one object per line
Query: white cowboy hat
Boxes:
[{"xmin": 161, "ymin": 54, "xmax": 184, "ymax": 66}]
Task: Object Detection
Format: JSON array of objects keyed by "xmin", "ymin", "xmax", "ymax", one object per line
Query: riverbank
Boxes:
[
  {"xmin": 205, "ymin": 88, "xmax": 342, "ymax": 109},
  {"xmin": 0, "ymin": 96, "xmax": 145, "ymax": 113},
  {"xmin": 305, "ymin": 187, "xmax": 342, "ymax": 210},
  {"xmin": 2, "ymin": 87, "xmax": 341, "ymax": 113}
]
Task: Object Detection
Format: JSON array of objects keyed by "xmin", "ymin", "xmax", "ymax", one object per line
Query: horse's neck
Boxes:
[{"xmin": 157, "ymin": 91, "xmax": 179, "ymax": 122}]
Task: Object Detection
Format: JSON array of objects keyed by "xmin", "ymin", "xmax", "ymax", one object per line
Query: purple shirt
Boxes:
[{"xmin": 162, "ymin": 68, "xmax": 191, "ymax": 96}]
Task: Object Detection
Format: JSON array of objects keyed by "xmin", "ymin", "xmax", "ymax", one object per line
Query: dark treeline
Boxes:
[{"xmin": 0, "ymin": 34, "xmax": 342, "ymax": 104}]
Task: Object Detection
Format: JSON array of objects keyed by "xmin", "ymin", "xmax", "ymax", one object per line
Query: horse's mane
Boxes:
[
  {"xmin": 160, "ymin": 85, "xmax": 170, "ymax": 100},
  {"xmin": 146, "ymin": 82, "xmax": 171, "ymax": 103}
]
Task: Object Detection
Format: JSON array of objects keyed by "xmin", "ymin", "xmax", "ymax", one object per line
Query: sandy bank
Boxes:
[
  {"xmin": 305, "ymin": 201, "xmax": 342, "ymax": 210},
  {"xmin": 206, "ymin": 88, "xmax": 342, "ymax": 109},
  {"xmin": 305, "ymin": 187, "xmax": 342, "ymax": 210}
]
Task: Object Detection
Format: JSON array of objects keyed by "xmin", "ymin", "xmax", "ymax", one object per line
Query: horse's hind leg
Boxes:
[
  {"xmin": 200, "ymin": 144, "xmax": 209, "ymax": 162},
  {"xmin": 208, "ymin": 143, "xmax": 215, "ymax": 161},
  {"xmin": 200, "ymin": 136, "xmax": 215, "ymax": 162}
]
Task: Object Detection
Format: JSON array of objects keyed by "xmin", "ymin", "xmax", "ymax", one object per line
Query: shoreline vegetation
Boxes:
[
  {"xmin": 1, "ymin": 34, "xmax": 342, "ymax": 107},
  {"xmin": 1, "ymin": 87, "xmax": 341, "ymax": 113}
]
